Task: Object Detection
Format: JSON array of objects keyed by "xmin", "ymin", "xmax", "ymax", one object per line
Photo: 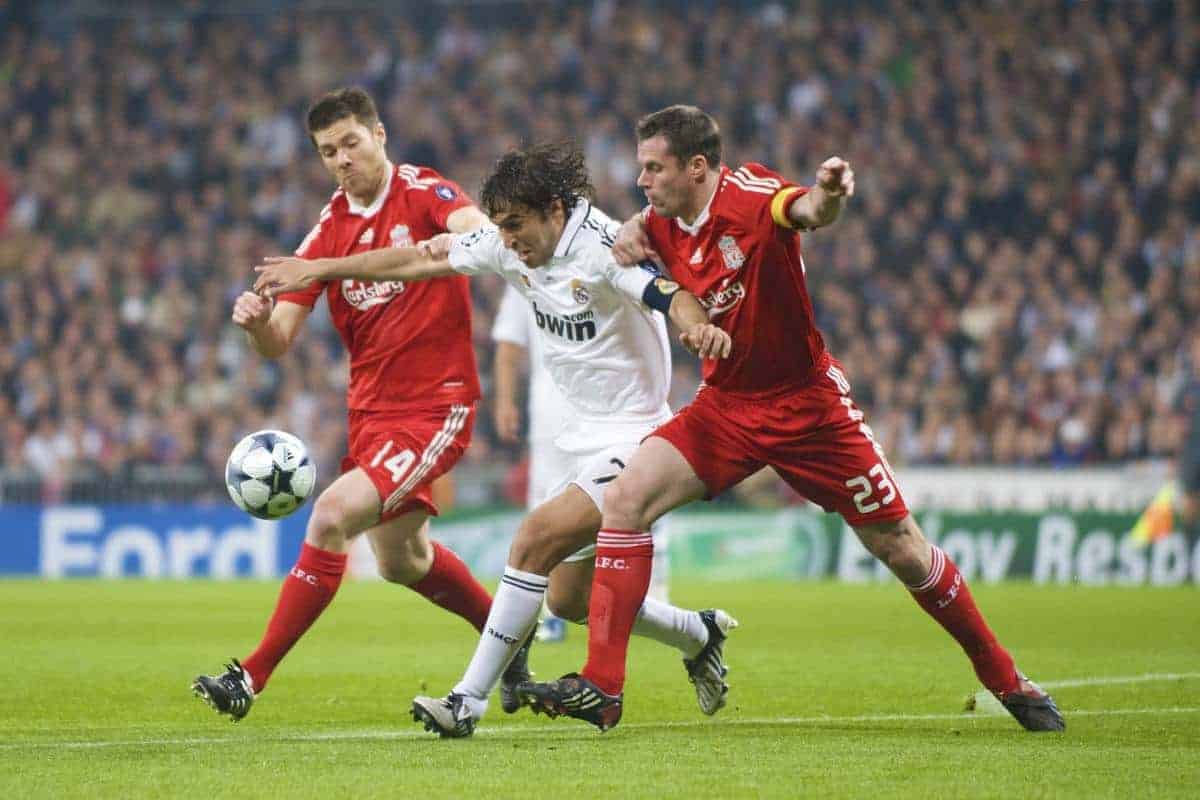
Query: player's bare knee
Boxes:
[
  {"xmin": 506, "ymin": 531, "xmax": 539, "ymax": 572},
  {"xmin": 511, "ymin": 502, "xmax": 588, "ymax": 574},
  {"xmin": 602, "ymin": 476, "xmax": 651, "ymax": 530},
  {"xmin": 508, "ymin": 518, "xmax": 557, "ymax": 575},
  {"xmin": 306, "ymin": 491, "xmax": 352, "ymax": 548}
]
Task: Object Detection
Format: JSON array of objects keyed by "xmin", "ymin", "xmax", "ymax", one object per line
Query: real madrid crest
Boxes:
[{"xmin": 569, "ymin": 279, "xmax": 591, "ymax": 305}]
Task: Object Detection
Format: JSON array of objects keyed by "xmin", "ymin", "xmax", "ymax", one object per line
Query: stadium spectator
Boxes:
[{"xmin": 0, "ymin": 0, "xmax": 1197, "ymax": 507}]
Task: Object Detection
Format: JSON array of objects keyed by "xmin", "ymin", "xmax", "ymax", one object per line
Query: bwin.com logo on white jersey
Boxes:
[{"xmin": 718, "ymin": 235, "xmax": 745, "ymax": 270}]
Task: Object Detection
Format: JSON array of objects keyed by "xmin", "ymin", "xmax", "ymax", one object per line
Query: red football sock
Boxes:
[
  {"xmin": 908, "ymin": 545, "xmax": 1020, "ymax": 696},
  {"xmin": 242, "ymin": 542, "xmax": 347, "ymax": 692},
  {"xmin": 408, "ymin": 542, "xmax": 492, "ymax": 632},
  {"xmin": 580, "ymin": 529, "xmax": 654, "ymax": 696}
]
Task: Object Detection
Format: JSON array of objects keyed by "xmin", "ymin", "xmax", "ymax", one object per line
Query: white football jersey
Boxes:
[{"xmin": 451, "ymin": 201, "xmax": 673, "ymax": 429}]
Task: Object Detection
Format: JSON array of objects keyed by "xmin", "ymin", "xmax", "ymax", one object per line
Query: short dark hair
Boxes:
[
  {"xmin": 306, "ymin": 87, "xmax": 380, "ymax": 144},
  {"xmin": 636, "ymin": 105, "xmax": 722, "ymax": 170},
  {"xmin": 480, "ymin": 141, "xmax": 595, "ymax": 217}
]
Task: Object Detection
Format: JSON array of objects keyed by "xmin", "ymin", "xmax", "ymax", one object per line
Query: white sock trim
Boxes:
[
  {"xmin": 908, "ymin": 545, "xmax": 946, "ymax": 593},
  {"xmin": 500, "ymin": 565, "xmax": 549, "ymax": 593}
]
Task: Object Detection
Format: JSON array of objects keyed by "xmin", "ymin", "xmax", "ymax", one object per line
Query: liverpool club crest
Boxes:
[
  {"xmin": 718, "ymin": 235, "xmax": 745, "ymax": 270},
  {"xmin": 389, "ymin": 225, "xmax": 413, "ymax": 248}
]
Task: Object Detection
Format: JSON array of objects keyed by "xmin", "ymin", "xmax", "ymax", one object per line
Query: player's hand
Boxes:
[
  {"xmin": 231, "ymin": 290, "xmax": 272, "ymax": 332},
  {"xmin": 612, "ymin": 213, "xmax": 660, "ymax": 267},
  {"xmin": 254, "ymin": 256, "xmax": 321, "ymax": 298},
  {"xmin": 680, "ymin": 323, "xmax": 732, "ymax": 360},
  {"xmin": 815, "ymin": 157, "xmax": 855, "ymax": 197},
  {"xmin": 418, "ymin": 233, "xmax": 455, "ymax": 260},
  {"xmin": 493, "ymin": 399, "xmax": 521, "ymax": 444}
]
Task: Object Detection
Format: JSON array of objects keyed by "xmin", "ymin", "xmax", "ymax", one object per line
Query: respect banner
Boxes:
[
  {"xmin": 1, "ymin": 505, "xmax": 1196, "ymax": 586},
  {"xmin": 664, "ymin": 509, "xmax": 1200, "ymax": 587}
]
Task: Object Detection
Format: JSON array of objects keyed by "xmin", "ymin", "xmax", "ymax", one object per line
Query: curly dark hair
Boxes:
[{"xmin": 480, "ymin": 141, "xmax": 595, "ymax": 217}]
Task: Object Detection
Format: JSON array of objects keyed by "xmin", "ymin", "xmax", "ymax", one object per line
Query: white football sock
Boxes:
[
  {"xmin": 631, "ymin": 597, "xmax": 708, "ymax": 659},
  {"xmin": 457, "ymin": 693, "xmax": 487, "ymax": 720},
  {"xmin": 453, "ymin": 565, "xmax": 546, "ymax": 703}
]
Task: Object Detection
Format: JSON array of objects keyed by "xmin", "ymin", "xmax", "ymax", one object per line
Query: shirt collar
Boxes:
[
  {"xmin": 674, "ymin": 167, "xmax": 725, "ymax": 236},
  {"xmin": 553, "ymin": 198, "xmax": 592, "ymax": 259},
  {"xmin": 346, "ymin": 161, "xmax": 395, "ymax": 217}
]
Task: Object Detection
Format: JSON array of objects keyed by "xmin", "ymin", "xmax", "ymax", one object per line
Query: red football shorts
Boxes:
[
  {"xmin": 341, "ymin": 402, "xmax": 475, "ymax": 521},
  {"xmin": 651, "ymin": 358, "xmax": 909, "ymax": 527}
]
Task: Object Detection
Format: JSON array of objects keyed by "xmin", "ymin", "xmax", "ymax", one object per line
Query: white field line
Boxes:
[
  {"xmin": 1040, "ymin": 672, "xmax": 1200, "ymax": 689},
  {"xmin": 3, "ymin": 706, "xmax": 1199, "ymax": 751},
  {"xmin": 970, "ymin": 671, "xmax": 1200, "ymax": 715}
]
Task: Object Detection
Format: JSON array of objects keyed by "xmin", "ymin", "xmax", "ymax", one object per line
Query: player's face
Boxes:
[
  {"xmin": 490, "ymin": 201, "xmax": 567, "ymax": 268},
  {"xmin": 312, "ymin": 117, "xmax": 388, "ymax": 203},
  {"xmin": 637, "ymin": 135, "xmax": 696, "ymax": 219}
]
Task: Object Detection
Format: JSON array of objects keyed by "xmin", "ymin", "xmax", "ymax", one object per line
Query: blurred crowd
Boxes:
[{"xmin": 1, "ymin": 0, "xmax": 1198, "ymax": 506}]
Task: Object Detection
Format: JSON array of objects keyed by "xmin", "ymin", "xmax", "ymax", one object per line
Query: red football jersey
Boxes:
[
  {"xmin": 278, "ymin": 163, "xmax": 481, "ymax": 411},
  {"xmin": 644, "ymin": 163, "xmax": 828, "ymax": 396}
]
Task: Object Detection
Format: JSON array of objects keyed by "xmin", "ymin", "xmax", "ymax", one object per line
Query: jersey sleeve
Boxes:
[
  {"xmin": 447, "ymin": 226, "xmax": 504, "ymax": 276},
  {"xmin": 604, "ymin": 257, "xmax": 659, "ymax": 305},
  {"xmin": 491, "ymin": 283, "xmax": 530, "ymax": 347},
  {"xmin": 275, "ymin": 209, "xmax": 332, "ymax": 308},
  {"xmin": 735, "ymin": 163, "xmax": 810, "ymax": 232},
  {"xmin": 403, "ymin": 165, "xmax": 475, "ymax": 232}
]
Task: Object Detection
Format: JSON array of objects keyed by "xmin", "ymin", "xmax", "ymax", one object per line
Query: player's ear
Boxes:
[
  {"xmin": 688, "ymin": 154, "xmax": 708, "ymax": 181},
  {"xmin": 374, "ymin": 121, "xmax": 386, "ymax": 148}
]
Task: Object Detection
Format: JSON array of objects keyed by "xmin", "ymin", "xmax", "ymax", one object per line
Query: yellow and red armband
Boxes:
[{"xmin": 770, "ymin": 186, "xmax": 807, "ymax": 230}]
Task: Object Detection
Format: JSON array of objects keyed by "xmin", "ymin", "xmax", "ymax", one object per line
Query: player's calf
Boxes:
[
  {"xmin": 304, "ymin": 480, "xmax": 377, "ymax": 553},
  {"xmin": 545, "ymin": 582, "xmax": 589, "ymax": 623},
  {"xmin": 854, "ymin": 515, "xmax": 930, "ymax": 586}
]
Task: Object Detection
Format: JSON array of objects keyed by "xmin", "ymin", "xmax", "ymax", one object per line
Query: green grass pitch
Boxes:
[{"xmin": 2, "ymin": 579, "xmax": 1197, "ymax": 798}]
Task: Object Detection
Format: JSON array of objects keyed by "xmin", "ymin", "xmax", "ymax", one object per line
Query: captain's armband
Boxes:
[
  {"xmin": 770, "ymin": 186, "xmax": 809, "ymax": 230},
  {"xmin": 642, "ymin": 275, "xmax": 682, "ymax": 314}
]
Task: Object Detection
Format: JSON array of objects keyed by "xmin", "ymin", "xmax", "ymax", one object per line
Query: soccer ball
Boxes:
[{"xmin": 225, "ymin": 430, "xmax": 317, "ymax": 520}]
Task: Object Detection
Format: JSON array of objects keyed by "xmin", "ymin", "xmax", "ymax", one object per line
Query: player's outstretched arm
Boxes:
[
  {"xmin": 786, "ymin": 157, "xmax": 856, "ymax": 231},
  {"xmin": 253, "ymin": 247, "xmax": 455, "ymax": 298},
  {"xmin": 231, "ymin": 291, "xmax": 311, "ymax": 360},
  {"xmin": 669, "ymin": 291, "xmax": 732, "ymax": 360},
  {"xmin": 445, "ymin": 205, "xmax": 491, "ymax": 234}
]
